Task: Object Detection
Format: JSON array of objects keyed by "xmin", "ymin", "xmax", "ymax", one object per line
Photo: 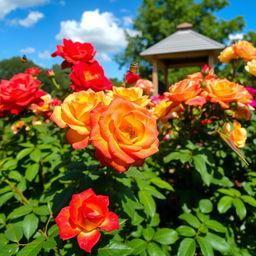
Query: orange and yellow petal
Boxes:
[{"xmin": 66, "ymin": 129, "xmax": 90, "ymax": 149}]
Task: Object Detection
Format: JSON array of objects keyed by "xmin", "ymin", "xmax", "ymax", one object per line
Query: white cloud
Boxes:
[
  {"xmin": 123, "ymin": 16, "xmax": 133, "ymax": 27},
  {"xmin": 55, "ymin": 9, "xmax": 138, "ymax": 61},
  {"xmin": 20, "ymin": 47, "xmax": 35, "ymax": 54},
  {"xmin": 0, "ymin": 0, "xmax": 48, "ymax": 19},
  {"xmin": 38, "ymin": 50, "xmax": 51, "ymax": 59},
  {"xmin": 9, "ymin": 11, "xmax": 44, "ymax": 27},
  {"xmin": 229, "ymin": 33, "xmax": 244, "ymax": 41},
  {"xmin": 96, "ymin": 53, "xmax": 112, "ymax": 62}
]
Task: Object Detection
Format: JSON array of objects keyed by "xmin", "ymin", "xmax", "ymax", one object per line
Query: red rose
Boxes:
[
  {"xmin": 0, "ymin": 73, "xmax": 46, "ymax": 115},
  {"xmin": 70, "ymin": 61, "xmax": 113, "ymax": 92},
  {"xmin": 51, "ymin": 39, "xmax": 96, "ymax": 68},
  {"xmin": 25, "ymin": 67, "xmax": 42, "ymax": 76},
  {"xmin": 125, "ymin": 72, "xmax": 142, "ymax": 85},
  {"xmin": 55, "ymin": 188, "xmax": 119, "ymax": 253}
]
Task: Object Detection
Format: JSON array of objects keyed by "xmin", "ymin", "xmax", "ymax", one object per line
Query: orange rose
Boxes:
[
  {"xmin": 218, "ymin": 46, "xmax": 239, "ymax": 63},
  {"xmin": 245, "ymin": 59, "xmax": 256, "ymax": 76},
  {"xmin": 106, "ymin": 86, "xmax": 150, "ymax": 107},
  {"xmin": 204, "ymin": 79, "xmax": 252, "ymax": 108},
  {"xmin": 51, "ymin": 89, "xmax": 111, "ymax": 149},
  {"xmin": 224, "ymin": 121, "xmax": 247, "ymax": 148},
  {"xmin": 233, "ymin": 40, "xmax": 256, "ymax": 61},
  {"xmin": 165, "ymin": 79, "xmax": 206, "ymax": 106},
  {"xmin": 134, "ymin": 79, "xmax": 154, "ymax": 95},
  {"xmin": 151, "ymin": 99, "xmax": 183, "ymax": 120},
  {"xmin": 90, "ymin": 98, "xmax": 159, "ymax": 172}
]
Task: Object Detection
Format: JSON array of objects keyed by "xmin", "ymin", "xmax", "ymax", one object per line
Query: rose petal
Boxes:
[
  {"xmin": 66, "ymin": 129, "xmax": 90, "ymax": 149},
  {"xmin": 99, "ymin": 212, "xmax": 119, "ymax": 232},
  {"xmin": 77, "ymin": 230, "xmax": 101, "ymax": 253},
  {"xmin": 55, "ymin": 207, "xmax": 80, "ymax": 239}
]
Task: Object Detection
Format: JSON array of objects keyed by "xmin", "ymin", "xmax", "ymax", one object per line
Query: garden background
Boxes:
[{"xmin": 0, "ymin": 0, "xmax": 256, "ymax": 255}]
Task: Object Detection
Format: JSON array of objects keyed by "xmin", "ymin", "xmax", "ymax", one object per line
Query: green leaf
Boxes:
[
  {"xmin": 138, "ymin": 190, "xmax": 156, "ymax": 217},
  {"xmin": 150, "ymin": 178, "xmax": 174, "ymax": 191},
  {"xmin": 47, "ymin": 224, "xmax": 59, "ymax": 237},
  {"xmin": 217, "ymin": 196, "xmax": 233, "ymax": 213},
  {"xmin": 206, "ymin": 233, "xmax": 230, "ymax": 253},
  {"xmin": 17, "ymin": 148, "xmax": 34, "ymax": 161},
  {"xmin": 149, "ymin": 213, "xmax": 160, "ymax": 227},
  {"xmin": 17, "ymin": 237, "xmax": 45, "ymax": 256},
  {"xmin": 33, "ymin": 205, "xmax": 49, "ymax": 216},
  {"xmin": 8, "ymin": 171, "xmax": 22, "ymax": 181},
  {"xmin": 193, "ymin": 155, "xmax": 211, "ymax": 186},
  {"xmin": 205, "ymin": 220, "xmax": 226, "ymax": 233},
  {"xmin": 23, "ymin": 214, "xmax": 39, "ymax": 240},
  {"xmin": 164, "ymin": 152, "xmax": 181, "ymax": 163},
  {"xmin": 199, "ymin": 199, "xmax": 213, "ymax": 213},
  {"xmin": 153, "ymin": 228, "xmax": 179, "ymax": 245},
  {"xmin": 42, "ymin": 237, "xmax": 57, "ymax": 250},
  {"xmin": 0, "ymin": 192, "xmax": 14, "ymax": 207},
  {"xmin": 0, "ymin": 244, "xmax": 19, "ymax": 256},
  {"xmin": 127, "ymin": 239, "xmax": 147, "ymax": 255},
  {"xmin": 8, "ymin": 205, "xmax": 33, "ymax": 219},
  {"xmin": 177, "ymin": 238, "xmax": 196, "ymax": 256},
  {"xmin": 144, "ymin": 185, "xmax": 165, "ymax": 199},
  {"xmin": 30, "ymin": 149, "xmax": 41, "ymax": 162},
  {"xmin": 241, "ymin": 195, "xmax": 256, "ymax": 207},
  {"xmin": 97, "ymin": 241, "xmax": 132, "ymax": 256},
  {"xmin": 25, "ymin": 163, "xmax": 39, "ymax": 182},
  {"xmin": 142, "ymin": 226, "xmax": 155, "ymax": 241},
  {"xmin": 233, "ymin": 198, "xmax": 247, "ymax": 220},
  {"xmin": 177, "ymin": 225, "xmax": 196, "ymax": 237},
  {"xmin": 197, "ymin": 237, "xmax": 214, "ymax": 256},
  {"xmin": 179, "ymin": 213, "xmax": 201, "ymax": 228},
  {"xmin": 147, "ymin": 242, "xmax": 165, "ymax": 256},
  {"xmin": 5, "ymin": 224, "xmax": 23, "ymax": 242}
]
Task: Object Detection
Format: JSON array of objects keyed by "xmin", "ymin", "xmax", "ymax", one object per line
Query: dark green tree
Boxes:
[{"xmin": 115, "ymin": 0, "xmax": 244, "ymax": 80}]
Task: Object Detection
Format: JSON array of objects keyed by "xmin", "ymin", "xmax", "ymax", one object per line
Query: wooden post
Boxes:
[
  {"xmin": 208, "ymin": 55, "xmax": 214, "ymax": 68},
  {"xmin": 164, "ymin": 67, "xmax": 168, "ymax": 92},
  {"xmin": 152, "ymin": 59, "xmax": 158, "ymax": 96}
]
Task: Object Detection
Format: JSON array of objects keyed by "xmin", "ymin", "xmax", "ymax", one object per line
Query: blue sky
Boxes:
[{"xmin": 0, "ymin": 0, "xmax": 255, "ymax": 80}]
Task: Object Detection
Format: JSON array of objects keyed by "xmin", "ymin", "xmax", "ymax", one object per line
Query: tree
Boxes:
[{"xmin": 115, "ymin": 0, "xmax": 244, "ymax": 79}]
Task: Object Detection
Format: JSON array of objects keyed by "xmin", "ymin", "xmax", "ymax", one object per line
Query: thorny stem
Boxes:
[{"xmin": 3, "ymin": 178, "xmax": 30, "ymax": 205}]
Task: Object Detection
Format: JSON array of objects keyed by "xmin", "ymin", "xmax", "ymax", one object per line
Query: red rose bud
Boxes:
[
  {"xmin": 46, "ymin": 69, "xmax": 55, "ymax": 77},
  {"xmin": 125, "ymin": 72, "xmax": 142, "ymax": 85},
  {"xmin": 25, "ymin": 67, "xmax": 42, "ymax": 76},
  {"xmin": 55, "ymin": 188, "xmax": 119, "ymax": 253}
]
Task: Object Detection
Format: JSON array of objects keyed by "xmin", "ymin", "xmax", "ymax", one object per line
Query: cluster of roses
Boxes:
[
  {"xmin": 50, "ymin": 39, "xmax": 159, "ymax": 173},
  {"xmin": 49, "ymin": 39, "xmax": 160, "ymax": 252},
  {"xmin": 218, "ymin": 40, "xmax": 256, "ymax": 77},
  {"xmin": 0, "ymin": 67, "xmax": 60, "ymax": 118},
  {"xmin": 150, "ymin": 65, "xmax": 254, "ymax": 148}
]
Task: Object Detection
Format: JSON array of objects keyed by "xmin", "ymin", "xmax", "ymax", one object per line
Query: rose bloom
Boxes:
[
  {"xmin": 30, "ymin": 94, "xmax": 61, "ymax": 117},
  {"xmin": 90, "ymin": 97, "xmax": 159, "ymax": 172},
  {"xmin": 11, "ymin": 120, "xmax": 25, "ymax": 134},
  {"xmin": 245, "ymin": 59, "xmax": 256, "ymax": 76},
  {"xmin": 134, "ymin": 79, "xmax": 154, "ymax": 95},
  {"xmin": 51, "ymin": 90, "xmax": 111, "ymax": 149},
  {"xmin": 218, "ymin": 46, "xmax": 239, "ymax": 63},
  {"xmin": 227, "ymin": 121, "xmax": 247, "ymax": 148},
  {"xmin": 125, "ymin": 72, "xmax": 142, "ymax": 85},
  {"xmin": 203, "ymin": 79, "xmax": 253, "ymax": 109},
  {"xmin": 24, "ymin": 67, "xmax": 42, "ymax": 76},
  {"xmin": 187, "ymin": 71, "xmax": 216, "ymax": 81},
  {"xmin": 51, "ymin": 39, "xmax": 96, "ymax": 68},
  {"xmin": 55, "ymin": 188, "xmax": 119, "ymax": 253},
  {"xmin": 0, "ymin": 73, "xmax": 45, "ymax": 116},
  {"xmin": 46, "ymin": 69, "xmax": 55, "ymax": 77},
  {"xmin": 70, "ymin": 61, "xmax": 113, "ymax": 92},
  {"xmin": 106, "ymin": 86, "xmax": 150, "ymax": 107},
  {"xmin": 165, "ymin": 79, "xmax": 206, "ymax": 106},
  {"xmin": 233, "ymin": 40, "xmax": 256, "ymax": 61},
  {"xmin": 151, "ymin": 99, "xmax": 183, "ymax": 120}
]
